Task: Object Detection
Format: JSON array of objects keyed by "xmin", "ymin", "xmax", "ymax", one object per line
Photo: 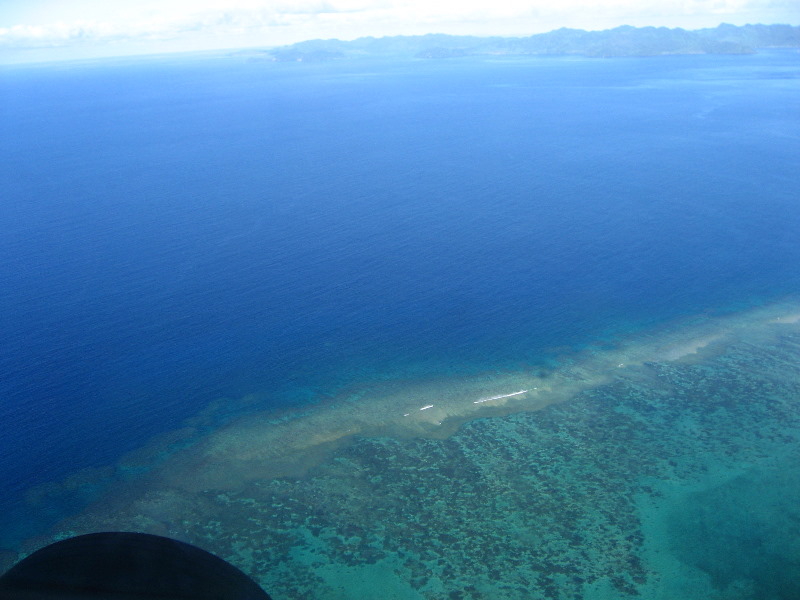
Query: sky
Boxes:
[{"xmin": 0, "ymin": 0, "xmax": 797, "ymax": 63}]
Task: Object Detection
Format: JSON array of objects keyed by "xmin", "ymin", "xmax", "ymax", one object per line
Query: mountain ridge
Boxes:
[{"xmin": 256, "ymin": 23, "xmax": 800, "ymax": 61}]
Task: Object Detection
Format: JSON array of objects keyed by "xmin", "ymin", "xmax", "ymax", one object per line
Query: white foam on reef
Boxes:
[
  {"xmin": 474, "ymin": 390, "xmax": 529, "ymax": 404},
  {"xmin": 133, "ymin": 298, "xmax": 800, "ymax": 494}
]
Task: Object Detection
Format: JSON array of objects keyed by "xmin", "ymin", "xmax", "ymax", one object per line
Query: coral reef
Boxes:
[{"xmin": 12, "ymin": 316, "xmax": 800, "ymax": 599}]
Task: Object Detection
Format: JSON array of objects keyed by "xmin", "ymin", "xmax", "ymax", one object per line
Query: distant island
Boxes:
[{"xmin": 254, "ymin": 23, "xmax": 799, "ymax": 62}]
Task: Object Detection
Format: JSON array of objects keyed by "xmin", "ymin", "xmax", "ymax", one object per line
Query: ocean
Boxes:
[{"xmin": 1, "ymin": 49, "xmax": 799, "ymax": 598}]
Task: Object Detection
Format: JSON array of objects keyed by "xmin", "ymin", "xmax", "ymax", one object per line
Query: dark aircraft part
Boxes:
[{"xmin": 0, "ymin": 532, "xmax": 271, "ymax": 599}]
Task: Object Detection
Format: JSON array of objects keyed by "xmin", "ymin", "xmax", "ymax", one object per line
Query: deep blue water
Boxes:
[{"xmin": 1, "ymin": 50, "xmax": 799, "ymax": 547}]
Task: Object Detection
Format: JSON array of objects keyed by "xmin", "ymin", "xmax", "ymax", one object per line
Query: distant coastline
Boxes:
[{"xmin": 252, "ymin": 23, "xmax": 800, "ymax": 61}]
